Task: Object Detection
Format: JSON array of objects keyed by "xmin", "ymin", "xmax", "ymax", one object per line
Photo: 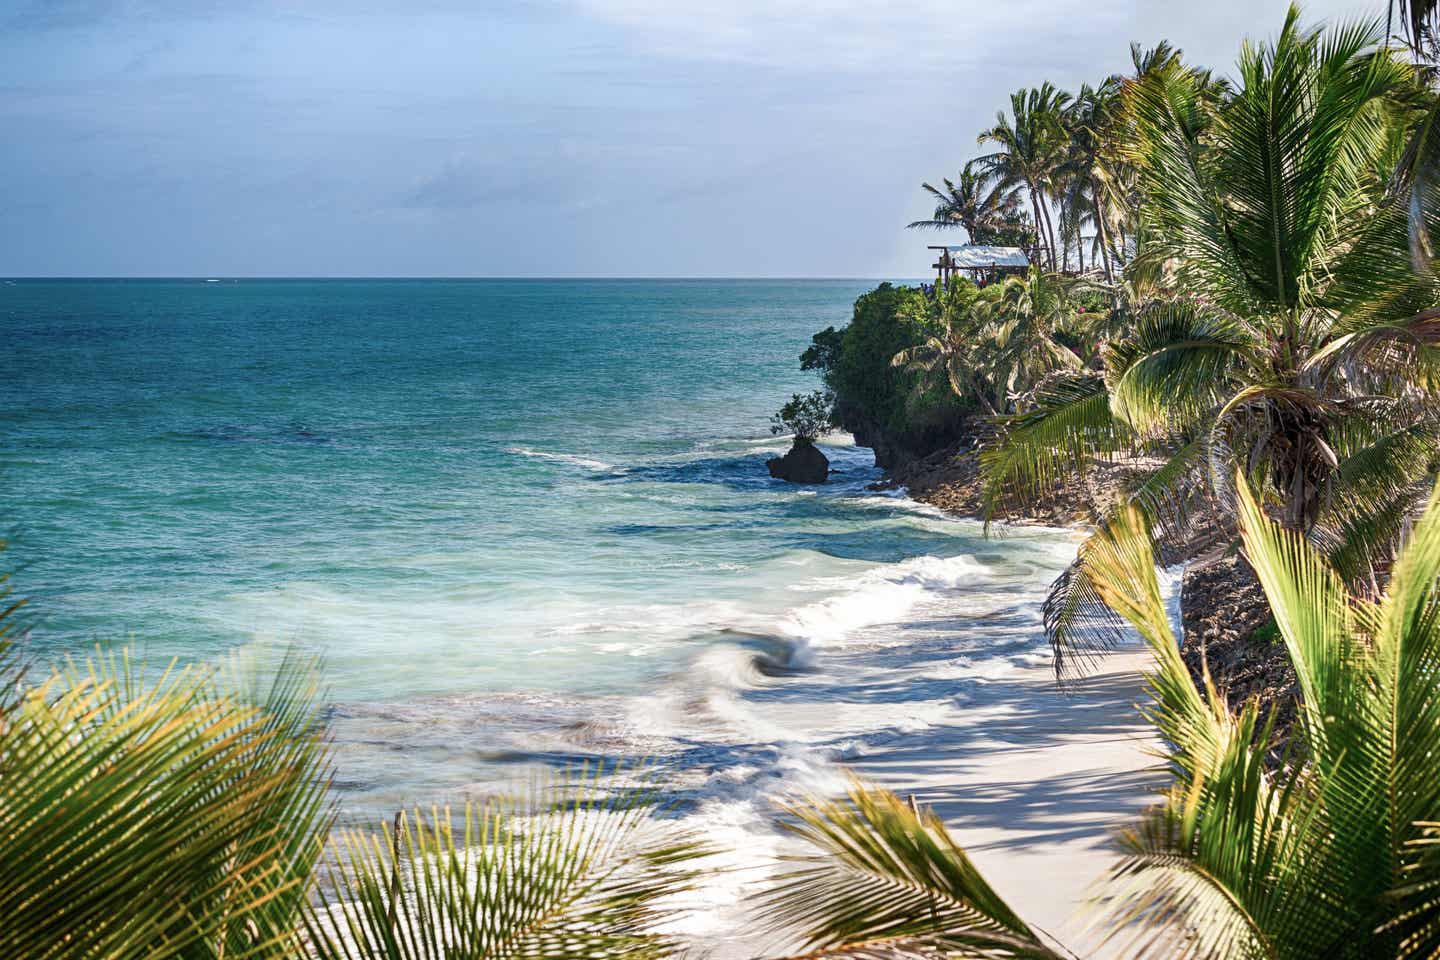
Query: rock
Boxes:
[
  {"xmin": 767, "ymin": 441, "xmax": 829, "ymax": 484},
  {"xmin": 1179, "ymin": 548, "xmax": 1299, "ymax": 766}
]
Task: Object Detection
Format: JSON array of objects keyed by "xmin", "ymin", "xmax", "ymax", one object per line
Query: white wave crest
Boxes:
[
  {"xmin": 779, "ymin": 553, "xmax": 992, "ymax": 654},
  {"xmin": 505, "ymin": 446, "xmax": 615, "ymax": 471}
]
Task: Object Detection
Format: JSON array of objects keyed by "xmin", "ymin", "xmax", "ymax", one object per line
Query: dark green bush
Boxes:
[
  {"xmin": 802, "ymin": 282, "xmax": 970, "ymax": 448},
  {"xmin": 770, "ymin": 391, "xmax": 836, "ymax": 445}
]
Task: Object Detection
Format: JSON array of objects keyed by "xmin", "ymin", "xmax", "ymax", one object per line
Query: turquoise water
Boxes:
[{"xmin": 1, "ymin": 279, "xmax": 1075, "ymax": 817}]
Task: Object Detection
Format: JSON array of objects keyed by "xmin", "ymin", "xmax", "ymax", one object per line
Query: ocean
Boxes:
[{"xmin": 0, "ymin": 278, "xmax": 1076, "ymax": 835}]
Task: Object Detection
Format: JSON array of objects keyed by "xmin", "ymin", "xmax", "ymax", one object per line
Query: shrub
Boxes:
[
  {"xmin": 802, "ymin": 282, "xmax": 971, "ymax": 450},
  {"xmin": 770, "ymin": 390, "xmax": 835, "ymax": 445}
]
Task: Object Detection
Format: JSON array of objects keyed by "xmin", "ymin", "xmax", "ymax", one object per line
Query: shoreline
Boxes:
[
  {"xmin": 672, "ymin": 467, "xmax": 1170, "ymax": 956},
  {"xmin": 840, "ymin": 462, "xmax": 1171, "ymax": 950}
]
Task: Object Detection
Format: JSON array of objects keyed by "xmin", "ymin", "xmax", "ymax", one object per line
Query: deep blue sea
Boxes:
[{"xmin": 0, "ymin": 278, "xmax": 1074, "ymax": 823}]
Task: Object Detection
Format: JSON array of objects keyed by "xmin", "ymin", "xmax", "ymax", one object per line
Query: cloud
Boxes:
[{"xmin": 568, "ymin": 0, "xmax": 1124, "ymax": 71}]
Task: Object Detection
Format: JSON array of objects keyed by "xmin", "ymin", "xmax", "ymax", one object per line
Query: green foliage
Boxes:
[
  {"xmin": 1089, "ymin": 479, "xmax": 1440, "ymax": 958},
  {"xmin": 759, "ymin": 779, "xmax": 1064, "ymax": 959},
  {"xmin": 806, "ymin": 282, "xmax": 967, "ymax": 446},
  {"xmin": 975, "ymin": 10, "xmax": 1440, "ymax": 672},
  {"xmin": 770, "ymin": 390, "xmax": 836, "ymax": 445},
  {"xmin": 304, "ymin": 771, "xmax": 709, "ymax": 960},
  {"xmin": 907, "ymin": 160, "xmax": 1028, "ymax": 246},
  {"xmin": 0, "ymin": 644, "xmax": 333, "ymax": 960},
  {"xmin": 799, "ymin": 326, "xmax": 843, "ymax": 374}
]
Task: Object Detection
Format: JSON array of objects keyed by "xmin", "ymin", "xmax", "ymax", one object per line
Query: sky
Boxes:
[{"xmin": 1, "ymin": 0, "xmax": 1374, "ymax": 277}]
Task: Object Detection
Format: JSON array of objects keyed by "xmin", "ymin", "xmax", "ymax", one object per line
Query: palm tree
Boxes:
[
  {"xmin": 1060, "ymin": 80, "xmax": 1124, "ymax": 282},
  {"xmin": 984, "ymin": 10, "xmax": 1440, "ymax": 669},
  {"xmin": 907, "ymin": 160, "xmax": 1023, "ymax": 244},
  {"xmin": 765, "ymin": 477, "xmax": 1440, "ymax": 959},
  {"xmin": 892, "ymin": 269, "xmax": 1084, "ymax": 417},
  {"xmin": 977, "ymin": 83, "xmax": 1073, "ymax": 271},
  {"xmin": 890, "ymin": 280, "xmax": 1001, "ymax": 415},
  {"xmin": 982, "ymin": 268, "xmax": 1087, "ymax": 396}
]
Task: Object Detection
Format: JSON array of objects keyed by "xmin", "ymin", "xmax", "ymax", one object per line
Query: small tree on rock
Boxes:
[{"xmin": 770, "ymin": 391, "xmax": 835, "ymax": 447}]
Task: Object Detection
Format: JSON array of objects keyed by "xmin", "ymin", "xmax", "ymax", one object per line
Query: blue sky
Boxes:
[{"xmin": 2, "ymin": 0, "xmax": 1368, "ymax": 277}]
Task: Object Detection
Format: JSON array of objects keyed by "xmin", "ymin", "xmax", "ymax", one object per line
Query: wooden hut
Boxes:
[{"xmin": 928, "ymin": 244, "xmax": 1029, "ymax": 285}]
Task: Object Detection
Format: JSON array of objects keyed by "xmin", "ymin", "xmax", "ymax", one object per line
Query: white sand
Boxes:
[{"xmin": 853, "ymin": 647, "xmax": 1163, "ymax": 954}]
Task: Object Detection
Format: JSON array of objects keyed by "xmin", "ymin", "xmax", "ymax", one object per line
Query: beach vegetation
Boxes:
[
  {"xmin": 0, "ymin": 576, "xmax": 333, "ymax": 959},
  {"xmin": 766, "ymin": 476, "xmax": 1440, "ymax": 958},
  {"xmin": 802, "ymin": 281, "xmax": 972, "ymax": 458},
  {"xmin": 770, "ymin": 390, "xmax": 836, "ymax": 446},
  {"xmin": 878, "ymin": 6, "xmax": 1440, "ymax": 675},
  {"xmin": 304, "ymin": 774, "xmax": 707, "ymax": 960},
  {"xmin": 891, "ymin": 268, "xmax": 1092, "ymax": 419}
]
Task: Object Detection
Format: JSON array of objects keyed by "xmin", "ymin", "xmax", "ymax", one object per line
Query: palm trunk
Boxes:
[
  {"xmin": 1027, "ymin": 191, "xmax": 1052, "ymax": 270},
  {"xmin": 1038, "ymin": 194, "xmax": 1060, "ymax": 272},
  {"xmin": 1091, "ymin": 177, "xmax": 1115, "ymax": 284}
]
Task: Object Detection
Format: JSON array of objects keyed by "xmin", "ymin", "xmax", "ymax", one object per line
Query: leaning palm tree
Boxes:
[
  {"xmin": 977, "ymin": 84, "xmax": 1073, "ymax": 270},
  {"xmin": 984, "ymin": 9, "xmax": 1440, "ymax": 670},
  {"xmin": 761, "ymin": 477, "xmax": 1440, "ymax": 958},
  {"xmin": 908, "ymin": 161, "xmax": 1024, "ymax": 243}
]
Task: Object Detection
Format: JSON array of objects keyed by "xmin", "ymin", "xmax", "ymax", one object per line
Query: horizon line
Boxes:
[{"xmin": 0, "ymin": 275, "xmax": 928, "ymax": 282}]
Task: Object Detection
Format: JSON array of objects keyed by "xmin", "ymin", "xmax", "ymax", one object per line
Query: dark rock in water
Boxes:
[{"xmin": 767, "ymin": 441, "xmax": 829, "ymax": 484}]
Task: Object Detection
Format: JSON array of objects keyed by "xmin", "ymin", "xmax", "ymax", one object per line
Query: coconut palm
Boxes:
[
  {"xmin": 983, "ymin": 9, "xmax": 1440, "ymax": 670},
  {"xmin": 908, "ymin": 160, "xmax": 1025, "ymax": 244},
  {"xmin": 764, "ymin": 477, "xmax": 1440, "ymax": 959},
  {"xmin": 892, "ymin": 269, "xmax": 1085, "ymax": 418},
  {"xmin": 977, "ymin": 83, "xmax": 1073, "ymax": 271},
  {"xmin": 1060, "ymin": 80, "xmax": 1124, "ymax": 282}
]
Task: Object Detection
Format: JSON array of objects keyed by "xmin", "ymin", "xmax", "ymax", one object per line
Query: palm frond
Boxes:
[
  {"xmin": 1311, "ymin": 420, "xmax": 1440, "ymax": 585},
  {"xmin": 1041, "ymin": 554, "xmax": 1129, "ymax": 682},
  {"xmin": 760, "ymin": 779, "xmax": 1063, "ymax": 959},
  {"xmin": 305, "ymin": 768, "xmax": 709, "ymax": 960},
  {"xmin": 1085, "ymin": 488, "xmax": 1341, "ymax": 958},
  {"xmin": 0, "ymin": 649, "xmax": 332, "ymax": 960},
  {"xmin": 980, "ymin": 372, "xmax": 1125, "ymax": 517},
  {"xmin": 1104, "ymin": 301, "xmax": 1254, "ymax": 437}
]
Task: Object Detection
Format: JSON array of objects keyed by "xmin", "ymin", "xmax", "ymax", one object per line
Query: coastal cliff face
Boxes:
[{"xmin": 834, "ymin": 396, "xmax": 971, "ymax": 472}]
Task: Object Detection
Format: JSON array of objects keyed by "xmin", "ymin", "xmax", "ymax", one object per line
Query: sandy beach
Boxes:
[{"xmin": 856, "ymin": 647, "xmax": 1162, "ymax": 953}]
